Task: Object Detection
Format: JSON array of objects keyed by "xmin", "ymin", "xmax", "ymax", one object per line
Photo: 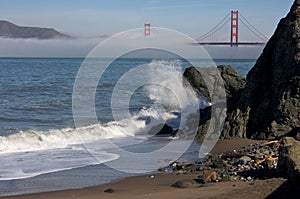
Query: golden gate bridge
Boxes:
[{"xmin": 145, "ymin": 10, "xmax": 268, "ymax": 47}]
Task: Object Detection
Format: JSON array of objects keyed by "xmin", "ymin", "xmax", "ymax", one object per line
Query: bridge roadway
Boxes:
[{"xmin": 195, "ymin": 42, "xmax": 266, "ymax": 46}]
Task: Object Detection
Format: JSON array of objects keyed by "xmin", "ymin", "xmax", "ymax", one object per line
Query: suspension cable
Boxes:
[
  {"xmin": 196, "ymin": 13, "xmax": 230, "ymax": 41},
  {"xmin": 239, "ymin": 17, "xmax": 268, "ymax": 41},
  {"xmin": 239, "ymin": 13, "xmax": 268, "ymax": 41}
]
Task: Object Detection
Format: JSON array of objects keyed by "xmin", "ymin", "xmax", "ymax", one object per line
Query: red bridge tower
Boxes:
[
  {"xmin": 231, "ymin": 11, "xmax": 239, "ymax": 47},
  {"xmin": 144, "ymin": 23, "xmax": 151, "ymax": 37}
]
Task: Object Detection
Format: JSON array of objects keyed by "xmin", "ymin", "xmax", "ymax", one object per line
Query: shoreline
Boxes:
[
  {"xmin": 0, "ymin": 176, "xmax": 290, "ymax": 199},
  {"xmin": 1, "ymin": 138, "xmax": 279, "ymax": 199}
]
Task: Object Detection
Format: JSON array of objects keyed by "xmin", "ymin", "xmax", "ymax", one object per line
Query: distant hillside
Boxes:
[{"xmin": 0, "ymin": 20, "xmax": 71, "ymax": 39}]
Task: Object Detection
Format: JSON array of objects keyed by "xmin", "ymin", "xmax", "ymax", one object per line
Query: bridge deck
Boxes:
[{"xmin": 195, "ymin": 42, "xmax": 266, "ymax": 46}]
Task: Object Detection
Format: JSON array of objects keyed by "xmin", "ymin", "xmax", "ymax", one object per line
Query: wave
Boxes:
[
  {"xmin": 0, "ymin": 59, "xmax": 199, "ymax": 154},
  {"xmin": 0, "ymin": 148, "xmax": 119, "ymax": 180},
  {"xmin": 0, "ymin": 59, "xmax": 201, "ymax": 180},
  {"xmin": 143, "ymin": 59, "xmax": 199, "ymax": 111},
  {"xmin": 0, "ymin": 106, "xmax": 178, "ymax": 154}
]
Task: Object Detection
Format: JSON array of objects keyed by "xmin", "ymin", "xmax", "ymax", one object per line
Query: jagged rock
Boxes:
[
  {"xmin": 148, "ymin": 123, "xmax": 177, "ymax": 136},
  {"xmin": 196, "ymin": 106, "xmax": 211, "ymax": 140},
  {"xmin": 222, "ymin": 0, "xmax": 300, "ymax": 139},
  {"xmin": 183, "ymin": 65, "xmax": 245, "ymax": 106},
  {"xmin": 183, "ymin": 66, "xmax": 210, "ymax": 100},
  {"xmin": 183, "ymin": 65, "xmax": 245, "ymax": 140},
  {"xmin": 217, "ymin": 65, "xmax": 246, "ymax": 109},
  {"xmin": 277, "ymin": 137, "xmax": 300, "ymax": 182}
]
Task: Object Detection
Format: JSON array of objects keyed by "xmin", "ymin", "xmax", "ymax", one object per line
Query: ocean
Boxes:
[{"xmin": 0, "ymin": 57, "xmax": 255, "ymax": 196}]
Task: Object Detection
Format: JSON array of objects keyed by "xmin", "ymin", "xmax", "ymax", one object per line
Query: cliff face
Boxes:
[
  {"xmin": 0, "ymin": 20, "xmax": 70, "ymax": 39},
  {"xmin": 222, "ymin": 0, "xmax": 300, "ymax": 139}
]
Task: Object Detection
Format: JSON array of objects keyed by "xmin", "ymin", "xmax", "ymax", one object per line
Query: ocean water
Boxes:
[{"xmin": 0, "ymin": 57, "xmax": 255, "ymax": 196}]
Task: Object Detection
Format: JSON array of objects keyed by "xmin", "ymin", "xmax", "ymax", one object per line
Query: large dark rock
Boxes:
[
  {"xmin": 196, "ymin": 106, "xmax": 211, "ymax": 140},
  {"xmin": 222, "ymin": 0, "xmax": 300, "ymax": 139},
  {"xmin": 183, "ymin": 65, "xmax": 245, "ymax": 108},
  {"xmin": 148, "ymin": 123, "xmax": 177, "ymax": 137},
  {"xmin": 183, "ymin": 66, "xmax": 210, "ymax": 100},
  {"xmin": 277, "ymin": 137, "xmax": 300, "ymax": 182},
  {"xmin": 217, "ymin": 65, "xmax": 246, "ymax": 110},
  {"xmin": 183, "ymin": 65, "xmax": 246, "ymax": 140}
]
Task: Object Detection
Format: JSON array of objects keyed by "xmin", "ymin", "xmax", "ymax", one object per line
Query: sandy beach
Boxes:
[
  {"xmin": 0, "ymin": 175, "xmax": 291, "ymax": 199},
  {"xmin": 0, "ymin": 0, "xmax": 299, "ymax": 198},
  {"xmin": 2, "ymin": 138, "xmax": 297, "ymax": 199}
]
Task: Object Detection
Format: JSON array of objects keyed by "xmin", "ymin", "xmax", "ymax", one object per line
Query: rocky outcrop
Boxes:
[
  {"xmin": 183, "ymin": 65, "xmax": 246, "ymax": 140},
  {"xmin": 148, "ymin": 123, "xmax": 178, "ymax": 137},
  {"xmin": 222, "ymin": 0, "xmax": 300, "ymax": 139},
  {"xmin": 217, "ymin": 65, "xmax": 246, "ymax": 110},
  {"xmin": 183, "ymin": 66, "xmax": 210, "ymax": 100},
  {"xmin": 277, "ymin": 137, "xmax": 300, "ymax": 182},
  {"xmin": 183, "ymin": 65, "xmax": 245, "ymax": 106}
]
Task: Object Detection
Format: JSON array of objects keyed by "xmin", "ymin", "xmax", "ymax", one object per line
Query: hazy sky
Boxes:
[{"xmin": 0, "ymin": 0, "xmax": 295, "ymax": 58}]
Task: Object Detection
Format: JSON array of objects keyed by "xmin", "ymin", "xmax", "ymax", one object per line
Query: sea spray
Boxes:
[
  {"xmin": 0, "ymin": 106, "xmax": 175, "ymax": 154},
  {"xmin": 0, "ymin": 58, "xmax": 201, "ymax": 179},
  {"xmin": 143, "ymin": 59, "xmax": 199, "ymax": 111},
  {"xmin": 0, "ymin": 59, "xmax": 200, "ymax": 154}
]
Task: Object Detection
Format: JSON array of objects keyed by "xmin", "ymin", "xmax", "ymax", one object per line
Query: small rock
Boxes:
[
  {"xmin": 171, "ymin": 179, "xmax": 201, "ymax": 189},
  {"xmin": 231, "ymin": 177, "xmax": 238, "ymax": 181},
  {"xmin": 171, "ymin": 162, "xmax": 178, "ymax": 167},
  {"xmin": 176, "ymin": 170, "xmax": 184, "ymax": 174},
  {"xmin": 104, "ymin": 188, "xmax": 114, "ymax": 193},
  {"xmin": 148, "ymin": 124, "xmax": 174, "ymax": 136},
  {"xmin": 239, "ymin": 156, "xmax": 252, "ymax": 164},
  {"xmin": 147, "ymin": 175, "xmax": 155, "ymax": 179},
  {"xmin": 202, "ymin": 170, "xmax": 218, "ymax": 183}
]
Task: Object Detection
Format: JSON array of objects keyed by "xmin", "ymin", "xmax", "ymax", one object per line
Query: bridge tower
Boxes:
[
  {"xmin": 144, "ymin": 23, "xmax": 151, "ymax": 37},
  {"xmin": 231, "ymin": 10, "xmax": 239, "ymax": 47}
]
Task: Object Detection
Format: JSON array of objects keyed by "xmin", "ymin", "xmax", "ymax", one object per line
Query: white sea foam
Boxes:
[
  {"xmin": 0, "ymin": 59, "xmax": 200, "ymax": 180},
  {"xmin": 0, "ymin": 106, "xmax": 175, "ymax": 154},
  {"xmin": 143, "ymin": 59, "xmax": 199, "ymax": 111},
  {"xmin": 0, "ymin": 148, "xmax": 119, "ymax": 180},
  {"xmin": 0, "ymin": 59, "xmax": 199, "ymax": 155}
]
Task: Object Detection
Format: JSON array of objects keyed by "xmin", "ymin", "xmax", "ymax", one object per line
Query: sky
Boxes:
[{"xmin": 0, "ymin": 0, "xmax": 295, "ymax": 58}]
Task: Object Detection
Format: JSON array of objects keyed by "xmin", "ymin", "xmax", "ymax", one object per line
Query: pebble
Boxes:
[
  {"xmin": 104, "ymin": 188, "xmax": 114, "ymax": 193},
  {"xmin": 160, "ymin": 141, "xmax": 279, "ymax": 185},
  {"xmin": 147, "ymin": 175, "xmax": 155, "ymax": 179}
]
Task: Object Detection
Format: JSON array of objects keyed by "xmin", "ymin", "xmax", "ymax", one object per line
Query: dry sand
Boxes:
[{"xmin": 1, "ymin": 139, "xmax": 297, "ymax": 199}]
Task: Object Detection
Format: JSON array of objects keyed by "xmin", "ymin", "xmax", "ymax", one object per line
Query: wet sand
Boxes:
[{"xmin": 2, "ymin": 138, "xmax": 294, "ymax": 199}]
